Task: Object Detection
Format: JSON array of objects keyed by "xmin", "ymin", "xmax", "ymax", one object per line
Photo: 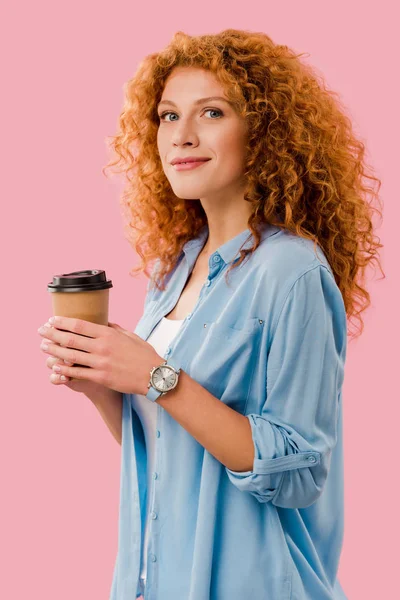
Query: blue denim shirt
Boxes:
[{"xmin": 109, "ymin": 223, "xmax": 348, "ymax": 600}]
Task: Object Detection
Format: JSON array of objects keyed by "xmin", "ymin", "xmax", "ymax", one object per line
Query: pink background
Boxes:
[{"xmin": 2, "ymin": 1, "xmax": 397, "ymax": 598}]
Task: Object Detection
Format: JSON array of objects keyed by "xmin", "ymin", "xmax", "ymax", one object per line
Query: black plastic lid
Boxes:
[{"xmin": 47, "ymin": 270, "xmax": 113, "ymax": 293}]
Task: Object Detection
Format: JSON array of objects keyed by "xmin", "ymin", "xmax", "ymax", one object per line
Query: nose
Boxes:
[{"xmin": 170, "ymin": 120, "xmax": 199, "ymax": 148}]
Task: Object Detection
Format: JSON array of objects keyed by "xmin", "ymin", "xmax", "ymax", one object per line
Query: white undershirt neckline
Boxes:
[{"xmin": 162, "ymin": 316, "xmax": 185, "ymax": 322}]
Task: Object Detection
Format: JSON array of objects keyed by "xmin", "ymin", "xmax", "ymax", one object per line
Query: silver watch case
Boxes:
[{"xmin": 148, "ymin": 361, "xmax": 180, "ymax": 395}]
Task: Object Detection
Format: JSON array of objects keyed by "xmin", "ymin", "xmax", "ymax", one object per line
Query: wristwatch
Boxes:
[{"xmin": 145, "ymin": 358, "xmax": 181, "ymax": 402}]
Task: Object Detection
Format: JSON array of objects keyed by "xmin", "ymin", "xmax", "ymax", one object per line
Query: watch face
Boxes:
[{"xmin": 152, "ymin": 366, "xmax": 176, "ymax": 391}]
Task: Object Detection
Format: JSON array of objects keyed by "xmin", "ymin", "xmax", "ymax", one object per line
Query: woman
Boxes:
[{"xmin": 38, "ymin": 29, "xmax": 384, "ymax": 599}]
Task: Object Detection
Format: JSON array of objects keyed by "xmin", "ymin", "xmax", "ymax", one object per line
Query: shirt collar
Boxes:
[{"xmin": 182, "ymin": 222, "xmax": 282, "ymax": 265}]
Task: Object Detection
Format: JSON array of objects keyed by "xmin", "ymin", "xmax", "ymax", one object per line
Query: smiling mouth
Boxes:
[{"xmin": 172, "ymin": 160, "xmax": 211, "ymax": 171}]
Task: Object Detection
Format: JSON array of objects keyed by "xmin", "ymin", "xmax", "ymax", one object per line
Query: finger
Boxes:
[
  {"xmin": 46, "ymin": 357, "xmax": 71, "ymax": 384},
  {"xmin": 41, "ymin": 339, "xmax": 95, "ymax": 368},
  {"xmin": 46, "ymin": 356, "xmax": 74, "ymax": 369},
  {"xmin": 46, "ymin": 356, "xmax": 59, "ymax": 368},
  {"xmin": 48, "ymin": 361, "xmax": 101, "ymax": 385},
  {"xmin": 45, "ymin": 327, "xmax": 97, "ymax": 355},
  {"xmin": 49, "ymin": 371, "xmax": 70, "ymax": 385},
  {"xmin": 50, "ymin": 316, "xmax": 108, "ymax": 341}
]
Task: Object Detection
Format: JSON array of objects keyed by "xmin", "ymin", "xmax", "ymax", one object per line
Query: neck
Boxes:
[{"xmin": 201, "ymin": 221, "xmax": 251, "ymax": 257}]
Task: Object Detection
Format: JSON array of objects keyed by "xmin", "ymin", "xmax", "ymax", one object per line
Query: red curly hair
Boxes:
[{"xmin": 103, "ymin": 29, "xmax": 385, "ymax": 341}]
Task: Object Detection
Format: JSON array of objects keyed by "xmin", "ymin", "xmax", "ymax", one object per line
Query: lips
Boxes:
[
  {"xmin": 172, "ymin": 160, "xmax": 211, "ymax": 171},
  {"xmin": 177, "ymin": 159, "xmax": 209, "ymax": 164},
  {"xmin": 170, "ymin": 157, "xmax": 211, "ymax": 165}
]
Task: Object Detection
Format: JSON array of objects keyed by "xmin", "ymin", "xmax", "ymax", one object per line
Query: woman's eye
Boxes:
[
  {"xmin": 205, "ymin": 109, "xmax": 223, "ymax": 119},
  {"xmin": 159, "ymin": 108, "xmax": 223, "ymax": 122}
]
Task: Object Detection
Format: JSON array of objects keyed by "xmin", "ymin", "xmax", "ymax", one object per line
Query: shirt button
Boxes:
[
  {"xmin": 150, "ymin": 554, "xmax": 157, "ymax": 562},
  {"xmin": 151, "ymin": 511, "xmax": 158, "ymax": 519},
  {"xmin": 153, "ymin": 472, "xmax": 158, "ymax": 479},
  {"xmin": 213, "ymin": 255, "xmax": 221, "ymax": 263},
  {"xmin": 205, "ymin": 279, "xmax": 211, "ymax": 287},
  {"xmin": 156, "ymin": 430, "xmax": 160, "ymax": 438},
  {"xmin": 187, "ymin": 313, "xmax": 192, "ymax": 320},
  {"xmin": 308, "ymin": 456, "xmax": 316, "ymax": 463},
  {"xmin": 165, "ymin": 347, "xmax": 171, "ymax": 356}
]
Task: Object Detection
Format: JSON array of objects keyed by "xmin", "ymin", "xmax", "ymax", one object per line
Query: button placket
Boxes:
[{"xmin": 147, "ymin": 403, "xmax": 162, "ymax": 586}]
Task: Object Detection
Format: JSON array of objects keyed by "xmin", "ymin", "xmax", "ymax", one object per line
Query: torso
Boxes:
[{"xmin": 164, "ymin": 251, "xmax": 210, "ymax": 320}]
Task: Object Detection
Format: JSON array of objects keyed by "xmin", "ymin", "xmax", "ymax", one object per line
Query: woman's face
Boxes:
[{"xmin": 156, "ymin": 67, "xmax": 248, "ymax": 202}]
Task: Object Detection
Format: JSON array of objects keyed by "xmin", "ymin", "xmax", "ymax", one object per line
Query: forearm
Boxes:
[
  {"xmin": 156, "ymin": 370, "xmax": 254, "ymax": 472},
  {"xmin": 85, "ymin": 385, "xmax": 123, "ymax": 445}
]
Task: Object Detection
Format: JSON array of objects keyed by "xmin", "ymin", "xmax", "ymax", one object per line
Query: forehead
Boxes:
[{"xmin": 160, "ymin": 67, "xmax": 226, "ymax": 100}]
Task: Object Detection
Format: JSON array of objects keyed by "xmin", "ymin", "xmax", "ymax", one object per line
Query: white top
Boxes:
[{"xmin": 130, "ymin": 316, "xmax": 185, "ymax": 587}]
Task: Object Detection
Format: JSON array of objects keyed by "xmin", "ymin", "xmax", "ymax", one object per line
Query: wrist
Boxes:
[
  {"xmin": 142, "ymin": 353, "xmax": 165, "ymax": 396},
  {"xmin": 144, "ymin": 356, "xmax": 181, "ymax": 400}
]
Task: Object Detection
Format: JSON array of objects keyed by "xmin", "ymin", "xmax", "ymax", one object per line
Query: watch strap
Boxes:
[{"xmin": 146, "ymin": 384, "xmax": 164, "ymax": 403}]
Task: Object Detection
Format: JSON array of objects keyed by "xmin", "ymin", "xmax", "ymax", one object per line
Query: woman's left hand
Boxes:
[{"xmin": 38, "ymin": 316, "xmax": 163, "ymax": 395}]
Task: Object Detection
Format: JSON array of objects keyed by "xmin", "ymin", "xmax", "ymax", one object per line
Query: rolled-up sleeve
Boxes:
[{"xmin": 225, "ymin": 264, "xmax": 347, "ymax": 508}]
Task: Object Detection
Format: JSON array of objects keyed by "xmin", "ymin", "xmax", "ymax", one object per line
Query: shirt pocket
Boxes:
[
  {"xmin": 202, "ymin": 316, "xmax": 263, "ymax": 339},
  {"xmin": 187, "ymin": 317, "xmax": 264, "ymax": 413}
]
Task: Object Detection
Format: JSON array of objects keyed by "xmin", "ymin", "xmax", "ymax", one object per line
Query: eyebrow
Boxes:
[{"xmin": 157, "ymin": 96, "xmax": 233, "ymax": 109}]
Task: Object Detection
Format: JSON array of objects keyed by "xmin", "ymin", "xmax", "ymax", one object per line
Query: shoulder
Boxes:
[
  {"xmin": 250, "ymin": 227, "xmax": 344, "ymax": 333},
  {"xmin": 255, "ymin": 226, "xmax": 334, "ymax": 280}
]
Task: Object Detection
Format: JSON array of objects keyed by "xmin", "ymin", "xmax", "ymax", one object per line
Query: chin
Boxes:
[{"xmin": 171, "ymin": 188, "xmax": 207, "ymax": 200}]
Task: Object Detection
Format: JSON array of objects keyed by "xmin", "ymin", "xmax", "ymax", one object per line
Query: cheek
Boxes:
[
  {"xmin": 157, "ymin": 127, "xmax": 167, "ymax": 148},
  {"xmin": 219, "ymin": 139, "xmax": 247, "ymax": 173},
  {"xmin": 217, "ymin": 127, "xmax": 246, "ymax": 158}
]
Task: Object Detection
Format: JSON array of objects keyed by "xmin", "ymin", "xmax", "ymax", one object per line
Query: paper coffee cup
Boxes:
[{"xmin": 47, "ymin": 270, "xmax": 113, "ymax": 376}]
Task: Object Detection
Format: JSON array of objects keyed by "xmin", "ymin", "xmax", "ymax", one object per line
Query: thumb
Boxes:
[{"xmin": 108, "ymin": 322, "xmax": 134, "ymax": 337}]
